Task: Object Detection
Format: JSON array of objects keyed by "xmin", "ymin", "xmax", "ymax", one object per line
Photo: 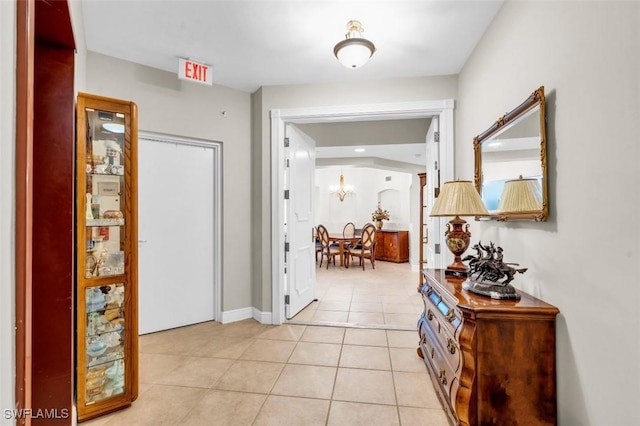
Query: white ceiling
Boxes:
[
  {"xmin": 80, "ymin": 1, "xmax": 503, "ymax": 168},
  {"xmin": 316, "ymin": 143, "xmax": 426, "ymax": 166},
  {"xmin": 81, "ymin": 0, "xmax": 504, "ymax": 93}
]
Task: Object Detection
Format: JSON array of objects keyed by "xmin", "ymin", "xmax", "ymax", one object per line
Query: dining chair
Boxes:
[
  {"xmin": 313, "ymin": 226, "xmax": 322, "ymax": 263},
  {"xmin": 343, "ymin": 222, "xmax": 356, "ymax": 237},
  {"xmin": 341, "ymin": 222, "xmax": 356, "ymax": 251},
  {"xmin": 345, "ymin": 223, "xmax": 377, "ymax": 270},
  {"xmin": 317, "ymin": 224, "xmax": 340, "ymax": 268},
  {"xmin": 350, "ymin": 222, "xmax": 371, "ymax": 250}
]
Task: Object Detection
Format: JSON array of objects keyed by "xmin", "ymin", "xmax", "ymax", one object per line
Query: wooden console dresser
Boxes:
[
  {"xmin": 374, "ymin": 230, "xmax": 409, "ymax": 262},
  {"xmin": 417, "ymin": 269, "xmax": 559, "ymax": 426}
]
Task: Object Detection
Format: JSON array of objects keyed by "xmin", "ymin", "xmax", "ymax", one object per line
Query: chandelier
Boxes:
[
  {"xmin": 329, "ymin": 172, "xmax": 355, "ymax": 202},
  {"xmin": 333, "ymin": 20, "xmax": 376, "ymax": 69}
]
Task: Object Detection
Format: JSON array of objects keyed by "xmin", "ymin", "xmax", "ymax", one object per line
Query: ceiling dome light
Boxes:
[{"xmin": 333, "ymin": 20, "xmax": 376, "ymax": 69}]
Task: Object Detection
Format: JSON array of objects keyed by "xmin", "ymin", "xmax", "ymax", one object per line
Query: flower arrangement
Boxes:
[{"xmin": 371, "ymin": 203, "xmax": 390, "ymax": 222}]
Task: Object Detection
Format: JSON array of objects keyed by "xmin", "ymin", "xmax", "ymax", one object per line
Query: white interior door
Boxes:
[
  {"xmin": 138, "ymin": 137, "xmax": 217, "ymax": 334},
  {"xmin": 285, "ymin": 124, "xmax": 316, "ymax": 319}
]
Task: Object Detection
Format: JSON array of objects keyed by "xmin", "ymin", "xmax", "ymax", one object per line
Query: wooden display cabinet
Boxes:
[
  {"xmin": 75, "ymin": 93, "xmax": 138, "ymax": 421},
  {"xmin": 374, "ymin": 230, "xmax": 409, "ymax": 263}
]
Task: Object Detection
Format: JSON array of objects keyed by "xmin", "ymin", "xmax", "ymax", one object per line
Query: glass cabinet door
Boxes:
[
  {"xmin": 85, "ymin": 283, "xmax": 126, "ymax": 404},
  {"xmin": 83, "ymin": 107, "xmax": 127, "ymax": 279},
  {"xmin": 76, "ymin": 93, "xmax": 138, "ymax": 422}
]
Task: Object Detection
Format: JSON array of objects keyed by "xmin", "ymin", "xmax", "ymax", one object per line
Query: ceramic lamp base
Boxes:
[{"xmin": 443, "ymin": 216, "xmax": 471, "ymax": 276}]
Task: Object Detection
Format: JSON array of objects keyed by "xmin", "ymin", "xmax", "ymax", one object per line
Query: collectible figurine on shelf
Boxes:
[{"xmin": 462, "ymin": 241, "xmax": 527, "ymax": 300}]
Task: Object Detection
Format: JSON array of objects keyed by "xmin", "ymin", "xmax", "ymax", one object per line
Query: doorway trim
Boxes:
[
  {"xmin": 138, "ymin": 131, "xmax": 223, "ymax": 323},
  {"xmin": 271, "ymin": 99, "xmax": 455, "ymax": 325}
]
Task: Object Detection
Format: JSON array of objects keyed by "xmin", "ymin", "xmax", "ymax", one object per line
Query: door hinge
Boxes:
[
  {"xmin": 435, "ymin": 243, "xmax": 441, "ymax": 254},
  {"xmin": 434, "ymin": 187, "xmax": 440, "ymax": 198},
  {"xmin": 286, "ymin": 159, "xmax": 290, "ymax": 168},
  {"xmin": 284, "ymin": 295, "xmax": 290, "ymax": 304},
  {"xmin": 434, "ymin": 131, "xmax": 440, "ymax": 142},
  {"xmin": 284, "ymin": 137, "xmax": 290, "ymax": 147},
  {"xmin": 284, "ymin": 190, "xmax": 289, "ymax": 199},
  {"xmin": 284, "ymin": 242, "xmax": 290, "ymax": 252}
]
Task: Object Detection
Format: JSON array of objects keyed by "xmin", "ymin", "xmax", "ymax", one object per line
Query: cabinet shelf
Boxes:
[
  {"xmin": 86, "ymin": 218, "xmax": 125, "ymax": 227},
  {"xmin": 86, "ymin": 302, "xmax": 124, "ymax": 314},
  {"xmin": 86, "ymin": 326, "xmax": 125, "ymax": 339},
  {"xmin": 87, "ymin": 351, "xmax": 126, "ymax": 368},
  {"xmin": 87, "ymin": 170, "xmax": 125, "ymax": 177}
]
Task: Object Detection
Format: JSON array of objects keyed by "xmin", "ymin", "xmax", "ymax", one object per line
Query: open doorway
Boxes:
[{"xmin": 271, "ymin": 99, "xmax": 455, "ymax": 325}]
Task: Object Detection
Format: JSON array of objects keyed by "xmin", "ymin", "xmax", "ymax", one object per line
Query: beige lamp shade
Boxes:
[
  {"xmin": 497, "ymin": 177, "xmax": 542, "ymax": 212},
  {"xmin": 430, "ymin": 180, "xmax": 490, "ymax": 217}
]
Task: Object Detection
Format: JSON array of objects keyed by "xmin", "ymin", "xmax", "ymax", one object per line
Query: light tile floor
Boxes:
[
  {"xmin": 292, "ymin": 259, "xmax": 424, "ymax": 330},
  {"xmin": 83, "ymin": 262, "xmax": 449, "ymax": 425},
  {"xmin": 83, "ymin": 321, "xmax": 449, "ymax": 425}
]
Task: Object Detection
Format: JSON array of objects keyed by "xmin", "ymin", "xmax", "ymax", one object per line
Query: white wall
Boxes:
[
  {"xmin": 458, "ymin": 2, "xmax": 640, "ymax": 425},
  {"xmin": 315, "ymin": 167, "xmax": 412, "ymax": 233},
  {"xmin": 85, "ymin": 52, "xmax": 253, "ymax": 313},
  {"xmin": 69, "ymin": 0, "xmax": 87, "ymax": 92},
  {"xmin": 0, "ymin": 2, "xmax": 15, "ymax": 424}
]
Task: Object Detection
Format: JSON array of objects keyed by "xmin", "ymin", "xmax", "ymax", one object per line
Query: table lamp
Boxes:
[
  {"xmin": 430, "ymin": 180, "xmax": 489, "ymax": 275},
  {"xmin": 497, "ymin": 176, "xmax": 542, "ymax": 212}
]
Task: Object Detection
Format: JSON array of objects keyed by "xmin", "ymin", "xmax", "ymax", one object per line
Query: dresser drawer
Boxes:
[
  {"xmin": 421, "ymin": 280, "xmax": 462, "ymax": 338},
  {"xmin": 418, "ymin": 315, "xmax": 460, "ymax": 402},
  {"xmin": 419, "ymin": 310, "xmax": 461, "ymax": 375},
  {"xmin": 422, "ymin": 309, "xmax": 461, "ymax": 373}
]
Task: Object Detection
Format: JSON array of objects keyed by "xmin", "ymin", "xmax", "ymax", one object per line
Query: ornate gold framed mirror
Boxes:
[{"xmin": 473, "ymin": 86, "xmax": 548, "ymax": 221}]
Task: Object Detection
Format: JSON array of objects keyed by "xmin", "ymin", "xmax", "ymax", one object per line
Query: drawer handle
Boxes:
[
  {"xmin": 439, "ymin": 369, "xmax": 447, "ymax": 386},
  {"xmin": 446, "ymin": 309, "xmax": 456, "ymax": 323},
  {"xmin": 427, "ymin": 310, "xmax": 434, "ymax": 320},
  {"xmin": 447, "ymin": 338, "xmax": 457, "ymax": 355}
]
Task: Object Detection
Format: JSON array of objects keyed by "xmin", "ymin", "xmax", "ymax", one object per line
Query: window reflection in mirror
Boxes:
[{"xmin": 473, "ymin": 86, "xmax": 548, "ymax": 221}]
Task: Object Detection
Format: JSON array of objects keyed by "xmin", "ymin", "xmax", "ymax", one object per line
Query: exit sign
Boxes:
[{"xmin": 178, "ymin": 58, "xmax": 213, "ymax": 86}]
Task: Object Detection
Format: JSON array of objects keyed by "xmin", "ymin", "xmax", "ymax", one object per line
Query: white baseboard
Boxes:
[
  {"xmin": 220, "ymin": 307, "xmax": 273, "ymax": 325},
  {"xmin": 252, "ymin": 308, "xmax": 272, "ymax": 325},
  {"xmin": 219, "ymin": 307, "xmax": 253, "ymax": 324}
]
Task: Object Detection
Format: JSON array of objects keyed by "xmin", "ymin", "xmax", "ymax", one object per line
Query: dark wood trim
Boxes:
[
  {"xmin": 34, "ymin": 0, "xmax": 76, "ymax": 49},
  {"xmin": 15, "ymin": 1, "xmax": 36, "ymax": 424},
  {"xmin": 16, "ymin": 1, "xmax": 76, "ymax": 424},
  {"xmin": 32, "ymin": 41, "xmax": 75, "ymax": 425}
]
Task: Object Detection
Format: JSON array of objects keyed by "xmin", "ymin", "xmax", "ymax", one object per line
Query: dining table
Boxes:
[{"xmin": 328, "ymin": 233, "xmax": 361, "ymax": 267}]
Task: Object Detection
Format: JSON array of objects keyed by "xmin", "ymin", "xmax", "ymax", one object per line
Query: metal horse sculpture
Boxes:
[{"xmin": 462, "ymin": 241, "xmax": 527, "ymax": 286}]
